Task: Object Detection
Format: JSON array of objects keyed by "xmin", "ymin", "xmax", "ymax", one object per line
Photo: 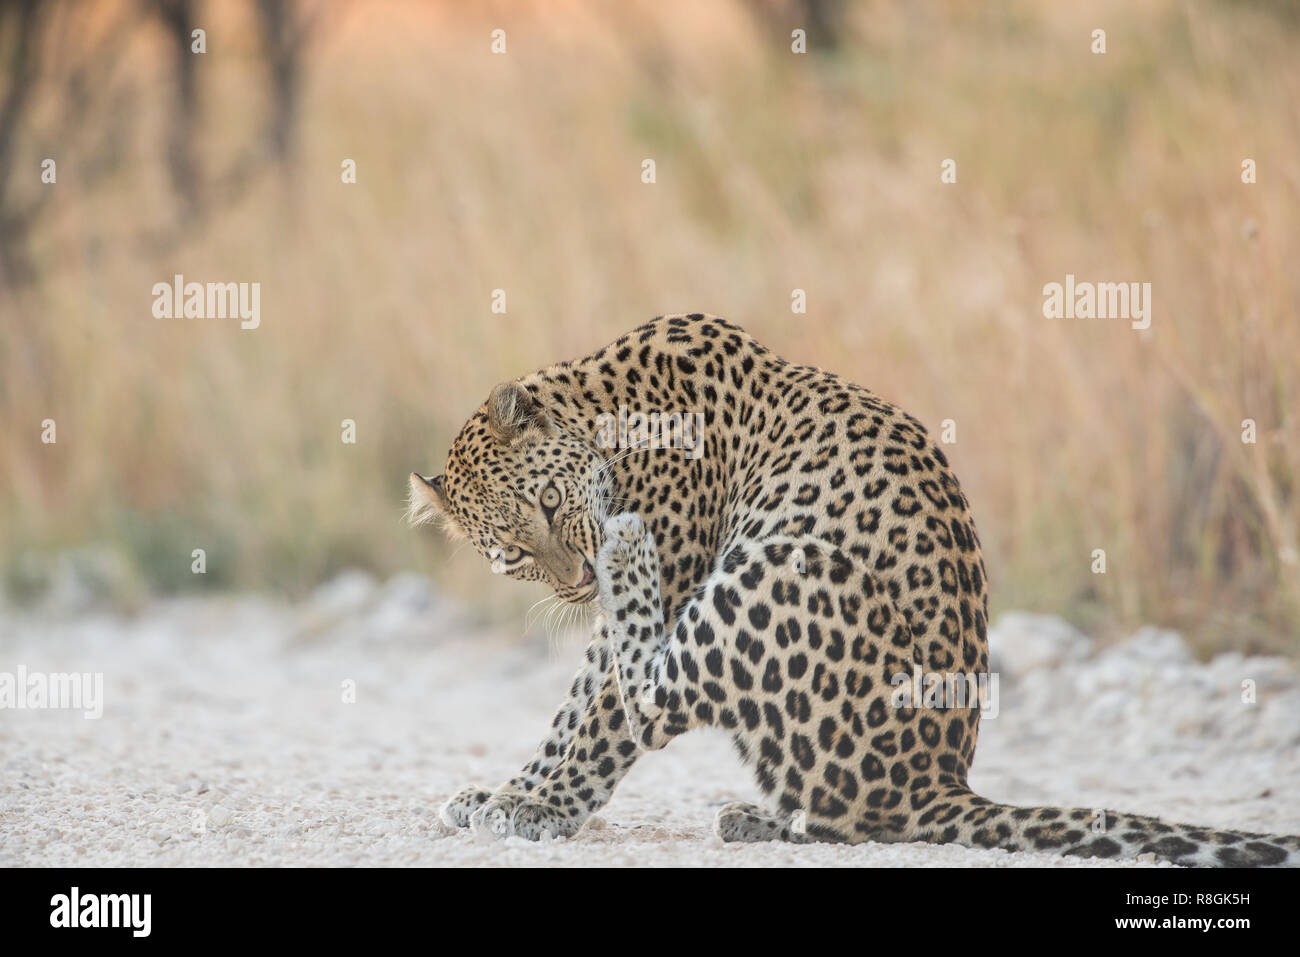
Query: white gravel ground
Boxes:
[{"xmin": 2, "ymin": 573, "xmax": 1298, "ymax": 867}]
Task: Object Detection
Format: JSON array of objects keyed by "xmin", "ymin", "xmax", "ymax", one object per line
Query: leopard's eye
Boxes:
[
  {"xmin": 539, "ymin": 483, "xmax": 563, "ymax": 522},
  {"xmin": 489, "ymin": 543, "xmax": 524, "ymax": 575}
]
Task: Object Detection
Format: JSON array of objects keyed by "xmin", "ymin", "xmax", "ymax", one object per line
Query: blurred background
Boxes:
[{"xmin": 0, "ymin": 0, "xmax": 1296, "ymax": 657}]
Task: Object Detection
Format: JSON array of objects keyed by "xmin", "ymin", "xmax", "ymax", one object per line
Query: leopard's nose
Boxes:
[{"xmin": 575, "ymin": 561, "xmax": 595, "ymax": 588}]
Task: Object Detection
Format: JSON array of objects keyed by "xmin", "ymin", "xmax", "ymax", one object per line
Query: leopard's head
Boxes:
[{"xmin": 409, "ymin": 381, "xmax": 607, "ymax": 603}]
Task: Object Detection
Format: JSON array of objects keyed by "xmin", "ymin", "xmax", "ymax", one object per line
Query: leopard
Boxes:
[{"xmin": 408, "ymin": 313, "xmax": 1298, "ymax": 866}]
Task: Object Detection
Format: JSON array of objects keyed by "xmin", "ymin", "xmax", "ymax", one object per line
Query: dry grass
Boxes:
[{"xmin": 1, "ymin": 0, "xmax": 1297, "ymax": 655}]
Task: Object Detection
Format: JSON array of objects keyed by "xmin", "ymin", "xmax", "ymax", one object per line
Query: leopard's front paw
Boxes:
[
  {"xmin": 471, "ymin": 792, "xmax": 586, "ymax": 842},
  {"xmin": 597, "ymin": 513, "xmax": 648, "ymax": 600},
  {"xmin": 602, "ymin": 512, "xmax": 646, "ymax": 548},
  {"xmin": 439, "ymin": 785, "xmax": 494, "ymax": 829}
]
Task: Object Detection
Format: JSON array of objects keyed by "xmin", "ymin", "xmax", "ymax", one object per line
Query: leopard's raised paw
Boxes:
[{"xmin": 602, "ymin": 512, "xmax": 645, "ymax": 547}]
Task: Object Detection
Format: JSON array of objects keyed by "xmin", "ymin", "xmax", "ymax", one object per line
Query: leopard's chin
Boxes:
[
  {"xmin": 563, "ymin": 585, "xmax": 599, "ymax": 605},
  {"xmin": 555, "ymin": 559, "xmax": 597, "ymax": 604}
]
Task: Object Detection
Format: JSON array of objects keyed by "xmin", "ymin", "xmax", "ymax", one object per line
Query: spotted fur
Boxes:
[{"xmin": 411, "ymin": 314, "xmax": 1298, "ymax": 866}]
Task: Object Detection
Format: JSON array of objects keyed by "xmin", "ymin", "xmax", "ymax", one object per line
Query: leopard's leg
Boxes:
[
  {"xmin": 440, "ymin": 630, "xmax": 611, "ymax": 828},
  {"xmin": 714, "ymin": 801, "xmax": 809, "ymax": 844},
  {"xmin": 471, "ymin": 666, "xmax": 641, "ymax": 840},
  {"xmin": 469, "ymin": 512, "xmax": 682, "ymax": 841},
  {"xmin": 597, "ymin": 521, "xmax": 858, "ymax": 841},
  {"xmin": 596, "ymin": 512, "xmax": 714, "ymax": 751}
]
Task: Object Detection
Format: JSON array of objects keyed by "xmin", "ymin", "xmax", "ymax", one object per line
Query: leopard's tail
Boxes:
[{"xmin": 906, "ymin": 788, "xmax": 1300, "ymax": 867}]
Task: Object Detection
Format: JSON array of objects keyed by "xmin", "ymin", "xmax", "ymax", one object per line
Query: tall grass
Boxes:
[{"xmin": 1, "ymin": 0, "xmax": 1296, "ymax": 655}]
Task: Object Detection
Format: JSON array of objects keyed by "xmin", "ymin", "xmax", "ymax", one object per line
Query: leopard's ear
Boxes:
[
  {"xmin": 487, "ymin": 381, "xmax": 555, "ymax": 444},
  {"xmin": 407, "ymin": 472, "xmax": 449, "ymax": 527}
]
